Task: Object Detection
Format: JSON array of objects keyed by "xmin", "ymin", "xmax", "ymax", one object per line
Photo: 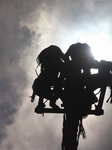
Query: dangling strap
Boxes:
[
  {"xmin": 77, "ymin": 118, "xmax": 86, "ymax": 141},
  {"xmin": 106, "ymin": 85, "xmax": 112, "ymax": 103}
]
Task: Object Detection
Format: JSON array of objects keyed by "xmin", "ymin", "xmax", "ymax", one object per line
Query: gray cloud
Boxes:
[
  {"xmin": 0, "ymin": 0, "xmax": 112, "ymax": 150},
  {"xmin": 0, "ymin": 0, "xmax": 38, "ymax": 144}
]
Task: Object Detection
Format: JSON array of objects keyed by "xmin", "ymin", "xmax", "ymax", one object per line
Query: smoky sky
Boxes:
[{"xmin": 0, "ymin": 0, "xmax": 112, "ymax": 150}]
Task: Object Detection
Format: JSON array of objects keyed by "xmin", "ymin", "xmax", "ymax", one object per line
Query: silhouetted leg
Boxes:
[
  {"xmin": 37, "ymin": 97, "xmax": 45, "ymax": 108},
  {"xmin": 49, "ymin": 99, "xmax": 60, "ymax": 109},
  {"xmin": 49, "ymin": 88, "xmax": 60, "ymax": 109}
]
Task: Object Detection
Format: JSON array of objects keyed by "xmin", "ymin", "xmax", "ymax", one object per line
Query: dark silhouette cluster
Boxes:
[
  {"xmin": 31, "ymin": 43, "xmax": 112, "ymax": 116},
  {"xmin": 30, "ymin": 43, "xmax": 112, "ymax": 150}
]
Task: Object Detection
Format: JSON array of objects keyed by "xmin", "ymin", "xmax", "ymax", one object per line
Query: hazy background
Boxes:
[{"xmin": 1, "ymin": 0, "xmax": 112, "ymax": 150}]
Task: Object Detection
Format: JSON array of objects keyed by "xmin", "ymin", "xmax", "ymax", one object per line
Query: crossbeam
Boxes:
[
  {"xmin": 35, "ymin": 107, "xmax": 65, "ymax": 114},
  {"xmin": 35, "ymin": 107, "xmax": 104, "ymax": 115}
]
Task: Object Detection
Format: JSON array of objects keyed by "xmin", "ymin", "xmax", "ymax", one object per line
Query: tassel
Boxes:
[
  {"xmin": 81, "ymin": 124, "xmax": 86, "ymax": 139},
  {"xmin": 77, "ymin": 118, "xmax": 86, "ymax": 141}
]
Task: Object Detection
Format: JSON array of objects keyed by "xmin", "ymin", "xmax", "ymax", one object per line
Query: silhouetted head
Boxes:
[
  {"xmin": 65, "ymin": 43, "xmax": 94, "ymax": 63},
  {"xmin": 36, "ymin": 45, "xmax": 63, "ymax": 64},
  {"xmin": 36, "ymin": 45, "xmax": 64, "ymax": 70}
]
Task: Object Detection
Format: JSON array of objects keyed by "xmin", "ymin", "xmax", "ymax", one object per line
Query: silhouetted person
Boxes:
[
  {"xmin": 61, "ymin": 43, "xmax": 112, "ymax": 150},
  {"xmin": 32, "ymin": 45, "xmax": 65, "ymax": 109},
  {"xmin": 61, "ymin": 43, "xmax": 98, "ymax": 115}
]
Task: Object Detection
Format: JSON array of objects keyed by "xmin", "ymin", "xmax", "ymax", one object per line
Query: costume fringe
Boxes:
[{"xmin": 77, "ymin": 118, "xmax": 86, "ymax": 141}]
